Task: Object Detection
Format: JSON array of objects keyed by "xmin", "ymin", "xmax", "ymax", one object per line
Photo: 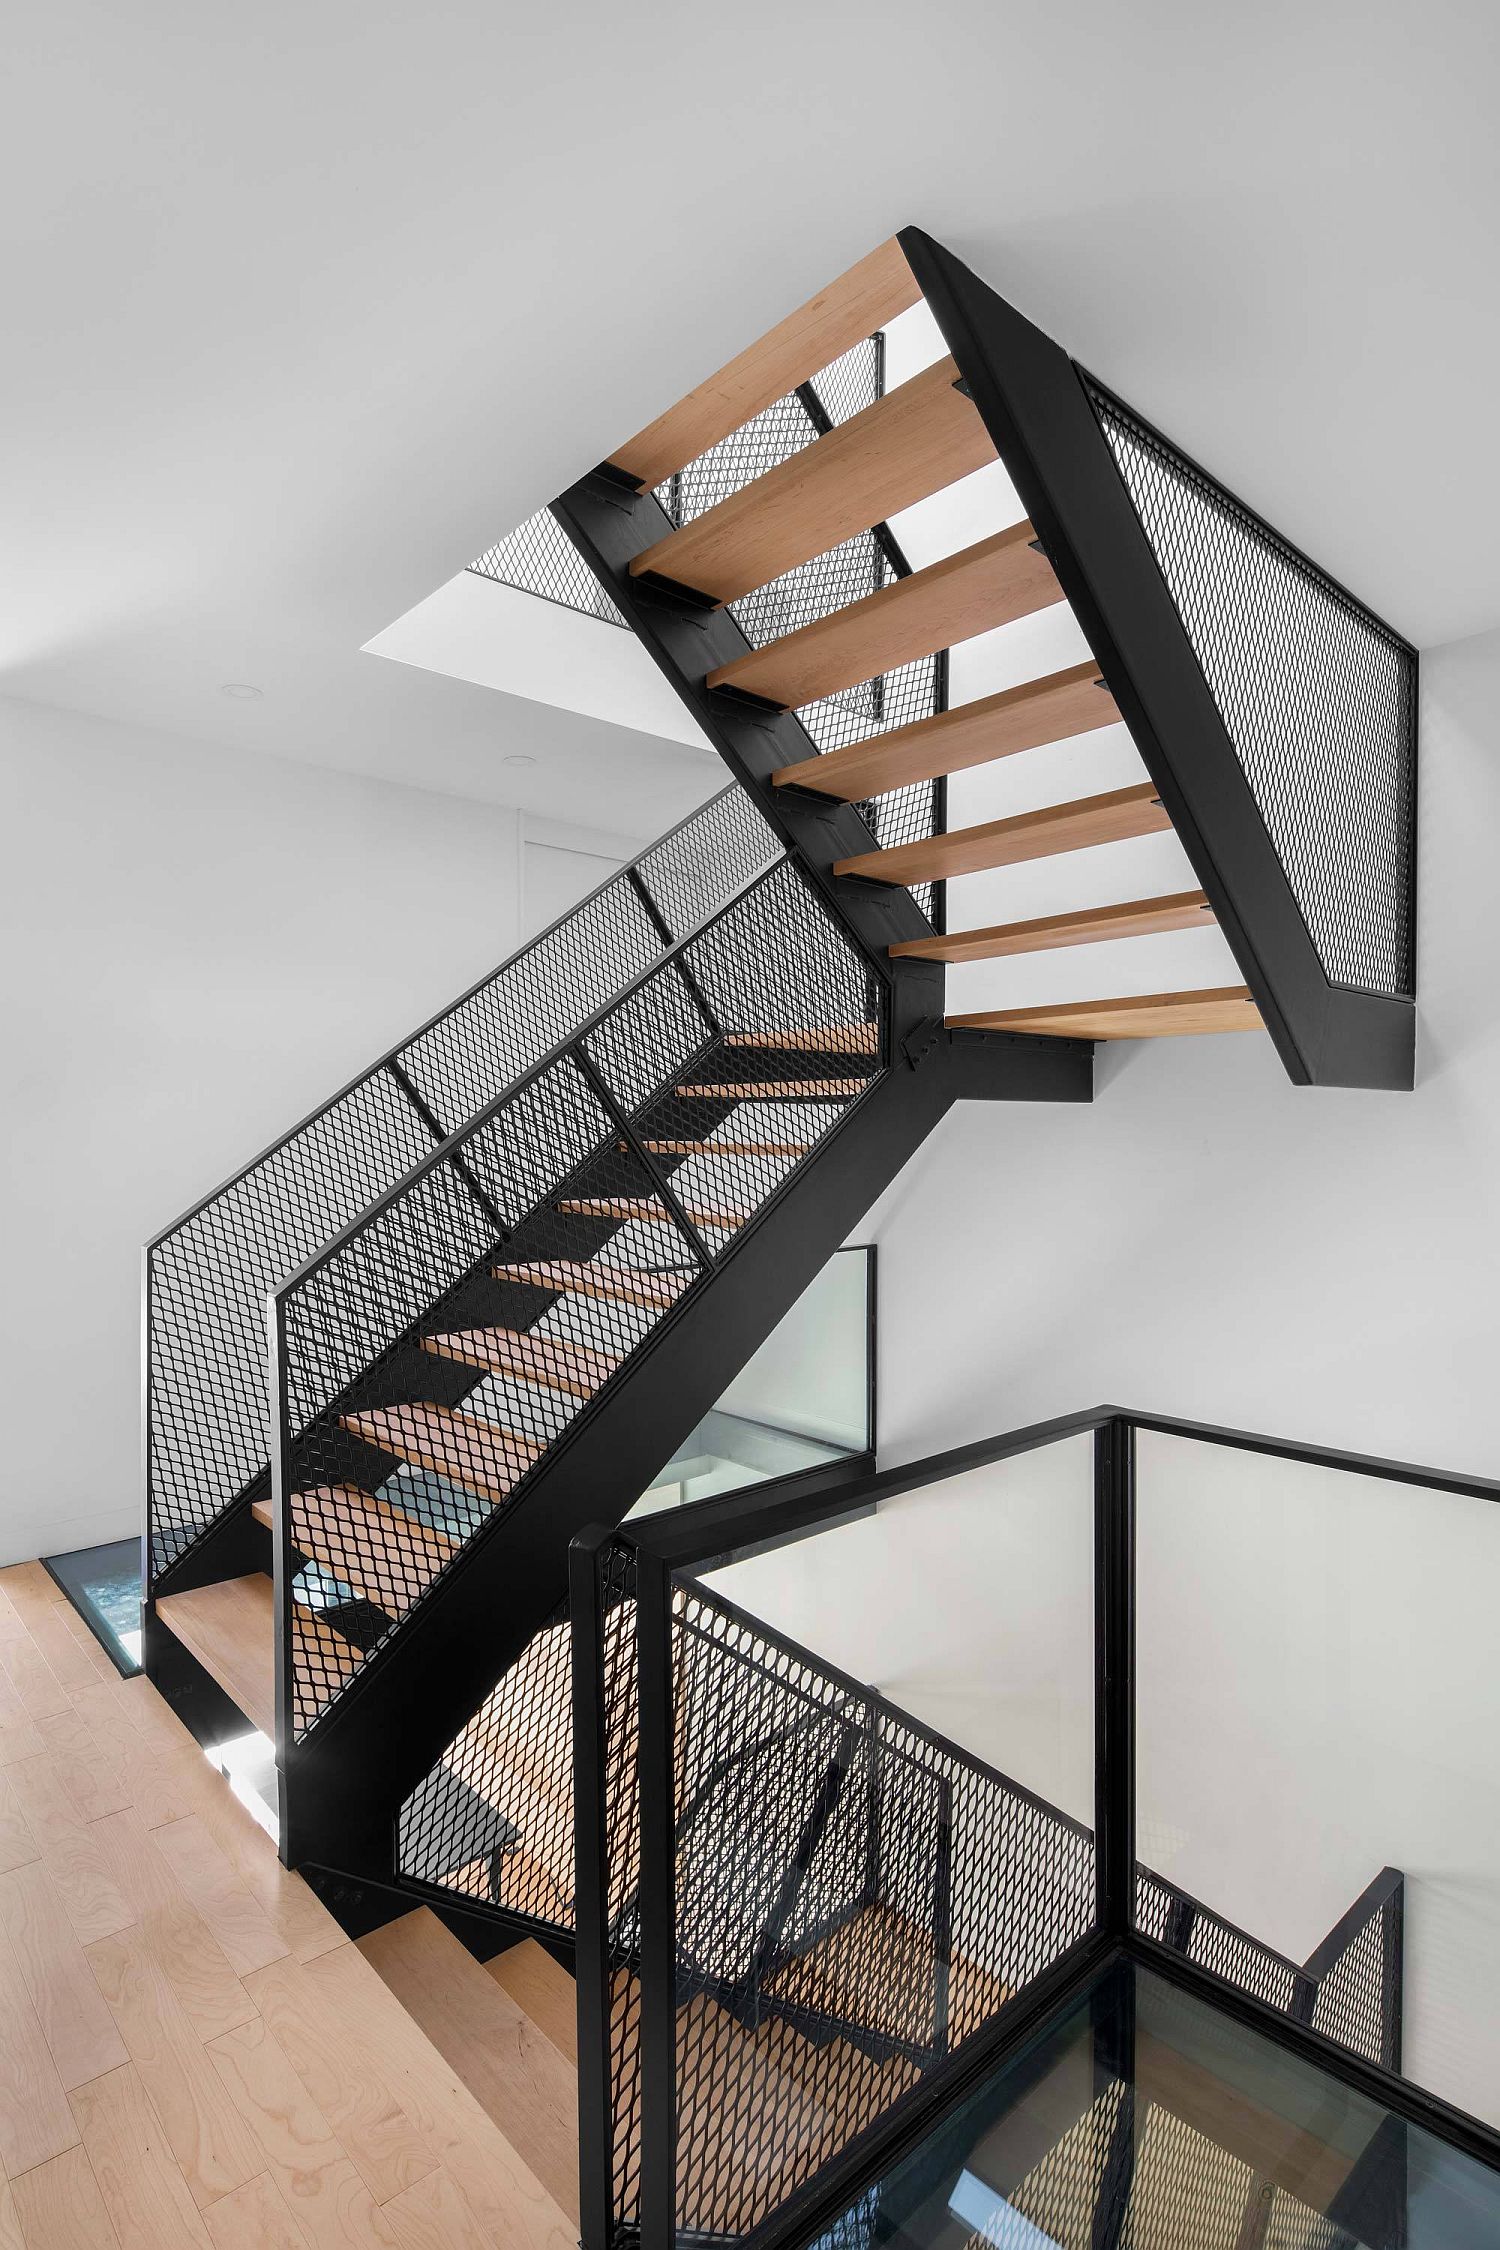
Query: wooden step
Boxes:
[
  {"xmin": 675, "ymin": 1077, "xmax": 867, "ymax": 1101},
  {"xmin": 638, "ymin": 1137, "xmax": 811, "ymax": 1158},
  {"xmin": 609, "ymin": 237, "xmax": 921, "ymax": 489},
  {"xmin": 154, "ymin": 1573, "xmax": 360, "ymax": 1740},
  {"xmin": 359, "ymin": 1908, "xmax": 581, "ymax": 2226},
  {"xmin": 891, "ymin": 890, "xmax": 1213, "ymax": 963},
  {"xmin": 766, "ymin": 1901, "xmax": 1008, "ymax": 2052},
  {"xmin": 340, "ymin": 1403, "xmax": 542, "ymax": 1505},
  {"xmin": 422, "ymin": 1325, "xmax": 622, "ymax": 1399},
  {"xmin": 724, "ymin": 1023, "xmax": 879, "ymax": 1055},
  {"xmin": 774, "ymin": 659, "xmax": 1116, "ymax": 801},
  {"xmin": 559, "ymin": 1196, "xmax": 753, "ymax": 1230},
  {"xmin": 487, "ymin": 1940, "xmax": 578, "ymax": 2066},
  {"xmin": 949, "ymin": 986, "xmax": 1263, "ymax": 1039},
  {"xmin": 835, "ymin": 781, "xmax": 1169, "ymax": 886},
  {"xmin": 629, "ymin": 355, "xmax": 993, "ymax": 605},
  {"xmin": 251, "ymin": 1487, "xmax": 455, "ymax": 1614},
  {"xmin": 608, "ymin": 1973, "xmax": 921, "ymax": 2236},
  {"xmin": 491, "ymin": 1257, "xmax": 695, "ymax": 1312},
  {"xmin": 707, "ymin": 522, "xmax": 1061, "ymax": 710}
]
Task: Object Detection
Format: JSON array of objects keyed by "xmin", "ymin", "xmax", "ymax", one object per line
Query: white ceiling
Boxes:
[{"xmin": 3, "ymin": 0, "xmax": 1495, "ymax": 824}]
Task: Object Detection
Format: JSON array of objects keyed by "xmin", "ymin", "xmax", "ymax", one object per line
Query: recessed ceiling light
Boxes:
[
  {"xmin": 220, "ymin": 682, "xmax": 263, "ymax": 700},
  {"xmin": 503, "ymin": 752, "xmax": 536, "ymax": 768}
]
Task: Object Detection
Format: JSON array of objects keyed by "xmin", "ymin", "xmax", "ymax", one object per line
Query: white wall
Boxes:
[
  {"xmin": 870, "ymin": 620, "xmax": 1500, "ymax": 1483},
  {"xmin": 0, "ymin": 694, "xmax": 649, "ymax": 1567}
]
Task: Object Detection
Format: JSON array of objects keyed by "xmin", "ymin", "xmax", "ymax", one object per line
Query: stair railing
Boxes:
[
  {"xmin": 143, "ymin": 785, "xmax": 781, "ymax": 1597},
  {"xmin": 569, "ymin": 1528, "xmax": 1097, "ymax": 2250},
  {"xmin": 268, "ymin": 847, "xmax": 886, "ymax": 1755},
  {"xmin": 1136, "ymin": 1864, "xmax": 1404, "ymax": 2073}
]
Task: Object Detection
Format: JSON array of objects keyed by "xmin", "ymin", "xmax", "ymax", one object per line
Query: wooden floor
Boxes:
[{"xmin": 0, "ymin": 1559, "xmax": 577, "ymax": 2250}]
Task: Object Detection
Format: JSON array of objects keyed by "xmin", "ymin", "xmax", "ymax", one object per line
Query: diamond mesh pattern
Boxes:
[
  {"xmin": 472, "ymin": 505, "xmax": 626, "ymax": 625},
  {"xmin": 1136, "ymin": 1870, "xmax": 1402, "ymax": 2070},
  {"xmin": 557, "ymin": 1544, "xmax": 1096, "ymax": 2248},
  {"xmin": 273, "ymin": 864, "xmax": 882, "ymax": 1740},
  {"xmin": 1309, "ymin": 1886, "xmax": 1402, "ymax": 2070},
  {"xmin": 1083, "ymin": 379, "xmax": 1417, "ymax": 999},
  {"xmin": 1136, "ymin": 1872, "xmax": 1299, "ymax": 2013},
  {"xmin": 145, "ymin": 788, "xmax": 779, "ymax": 1580}
]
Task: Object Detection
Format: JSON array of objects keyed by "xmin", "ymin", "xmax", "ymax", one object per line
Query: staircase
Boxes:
[{"xmin": 144, "ymin": 226, "xmax": 1416, "ymax": 1917}]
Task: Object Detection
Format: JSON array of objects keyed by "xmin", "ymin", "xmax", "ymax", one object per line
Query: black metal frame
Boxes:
[
  {"xmin": 567, "ymin": 1398, "xmax": 1500, "ymax": 2250},
  {"xmin": 896, "ymin": 226, "xmax": 1417, "ymax": 1091},
  {"xmin": 267, "ymin": 889, "xmax": 1087, "ymax": 1875}
]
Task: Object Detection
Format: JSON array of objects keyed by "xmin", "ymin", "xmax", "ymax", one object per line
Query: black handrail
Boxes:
[{"xmin": 565, "ymin": 1402, "xmax": 1425, "ymax": 2248}]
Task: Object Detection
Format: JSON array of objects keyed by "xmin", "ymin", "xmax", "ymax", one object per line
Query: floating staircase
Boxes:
[{"xmin": 146, "ymin": 225, "xmax": 1415, "ymax": 1927}]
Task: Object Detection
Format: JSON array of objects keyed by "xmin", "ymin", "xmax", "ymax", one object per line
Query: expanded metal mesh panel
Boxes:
[
  {"xmin": 1083, "ymin": 379, "xmax": 1417, "ymax": 999},
  {"xmin": 471, "ymin": 505, "xmax": 626, "ymax": 624},
  {"xmin": 398, "ymin": 1604, "xmax": 577, "ymax": 1925},
  {"xmin": 1309, "ymin": 1889, "xmax": 1402, "ymax": 2070},
  {"xmin": 1137, "ymin": 1870, "xmax": 1401, "ymax": 2073},
  {"xmin": 1135, "ymin": 1872, "xmax": 1299, "ymax": 2014},
  {"xmin": 662, "ymin": 1577, "xmax": 1092, "ymax": 2242},
  {"xmin": 145, "ymin": 787, "xmax": 774, "ymax": 1580},
  {"xmin": 275, "ymin": 862, "xmax": 884, "ymax": 1739},
  {"xmin": 147, "ymin": 1072, "xmax": 438, "ymax": 1574}
]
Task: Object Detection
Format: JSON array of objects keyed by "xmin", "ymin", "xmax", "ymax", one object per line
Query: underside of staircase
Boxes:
[{"xmin": 144, "ymin": 223, "xmax": 1417, "ymax": 1948}]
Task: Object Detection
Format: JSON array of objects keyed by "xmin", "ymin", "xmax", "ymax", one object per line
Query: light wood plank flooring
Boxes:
[{"xmin": 0, "ymin": 1560, "xmax": 576, "ymax": 2250}]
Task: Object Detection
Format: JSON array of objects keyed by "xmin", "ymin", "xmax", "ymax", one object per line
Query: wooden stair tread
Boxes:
[
  {"xmin": 675, "ymin": 1077, "xmax": 867, "ymax": 1100},
  {"xmin": 422, "ymin": 1325, "xmax": 622, "ymax": 1398},
  {"xmin": 155, "ymin": 1573, "xmax": 360, "ymax": 1740},
  {"xmin": 638, "ymin": 1137, "xmax": 811, "ymax": 1157},
  {"xmin": 559, "ymin": 1196, "xmax": 753, "ymax": 1230},
  {"xmin": 707, "ymin": 523, "xmax": 1061, "ymax": 710},
  {"xmin": 486, "ymin": 1940, "xmax": 578, "ymax": 2066},
  {"xmin": 724, "ymin": 1023, "xmax": 879, "ymax": 1054},
  {"xmin": 767, "ymin": 1902, "xmax": 1008, "ymax": 2051},
  {"xmin": 156, "ymin": 1574, "xmax": 278, "ymax": 1738},
  {"xmin": 609, "ymin": 237, "xmax": 921, "ymax": 489},
  {"xmin": 251, "ymin": 1488, "xmax": 455, "ymax": 1615},
  {"xmin": 835, "ymin": 781, "xmax": 1169, "ymax": 886},
  {"xmin": 609, "ymin": 1972, "xmax": 921, "ymax": 2235},
  {"xmin": 949, "ymin": 985, "xmax": 1263, "ymax": 1039},
  {"xmin": 491, "ymin": 1256, "xmax": 695, "ymax": 1311},
  {"xmin": 340, "ymin": 1402, "xmax": 541, "ymax": 1506},
  {"xmin": 630, "ymin": 354, "xmax": 993, "ymax": 605},
  {"xmin": 892, "ymin": 890, "xmax": 1213, "ymax": 963},
  {"xmin": 358, "ymin": 1907, "xmax": 581, "ymax": 2226},
  {"xmin": 775, "ymin": 658, "xmax": 1116, "ymax": 801}
]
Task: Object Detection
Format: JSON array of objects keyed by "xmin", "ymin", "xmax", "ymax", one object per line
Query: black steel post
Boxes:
[
  {"xmin": 1095, "ymin": 1417, "xmax": 1136, "ymax": 1940},
  {"xmin": 636, "ymin": 1550, "xmax": 679, "ymax": 2250}
]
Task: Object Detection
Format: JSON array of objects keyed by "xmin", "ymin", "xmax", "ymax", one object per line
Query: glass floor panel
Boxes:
[
  {"xmin": 809, "ymin": 1958, "xmax": 1500, "ymax": 2250},
  {"xmin": 42, "ymin": 1537, "xmax": 142, "ymax": 1674}
]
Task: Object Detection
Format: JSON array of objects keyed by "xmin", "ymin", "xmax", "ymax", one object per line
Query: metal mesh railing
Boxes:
[
  {"xmin": 1082, "ymin": 377, "xmax": 1417, "ymax": 1000},
  {"xmin": 1136, "ymin": 1865, "xmax": 1403, "ymax": 2072},
  {"xmin": 272, "ymin": 859, "xmax": 883, "ymax": 1742},
  {"xmin": 572, "ymin": 1537, "xmax": 1096, "ymax": 2248},
  {"xmin": 474, "ymin": 338, "xmax": 947, "ymax": 917},
  {"xmin": 472, "ymin": 505, "xmax": 627, "ymax": 625},
  {"xmin": 1307, "ymin": 1873, "xmax": 1404, "ymax": 2072},
  {"xmin": 144, "ymin": 787, "xmax": 780, "ymax": 1584}
]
